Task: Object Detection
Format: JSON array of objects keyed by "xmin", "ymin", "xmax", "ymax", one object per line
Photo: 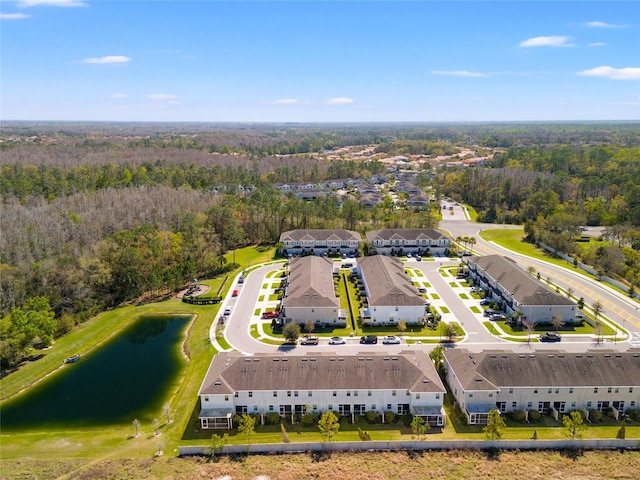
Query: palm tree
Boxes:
[{"xmin": 467, "ymin": 236, "xmax": 476, "ymax": 254}]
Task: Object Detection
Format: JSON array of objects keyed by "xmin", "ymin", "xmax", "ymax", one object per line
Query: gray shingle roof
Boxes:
[
  {"xmin": 279, "ymin": 229, "xmax": 361, "ymax": 242},
  {"xmin": 469, "ymin": 255, "xmax": 574, "ymax": 306},
  {"xmin": 199, "ymin": 350, "xmax": 445, "ymax": 395},
  {"xmin": 445, "ymin": 349, "xmax": 640, "ymax": 390},
  {"xmin": 359, "ymin": 255, "xmax": 425, "ymax": 306},
  {"xmin": 282, "ymin": 256, "xmax": 339, "ymax": 308}
]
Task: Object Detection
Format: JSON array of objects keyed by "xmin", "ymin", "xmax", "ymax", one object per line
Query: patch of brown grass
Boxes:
[{"xmin": 2, "ymin": 450, "xmax": 640, "ymax": 480}]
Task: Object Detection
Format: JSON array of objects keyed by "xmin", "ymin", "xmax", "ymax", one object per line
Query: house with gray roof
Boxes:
[
  {"xmin": 279, "ymin": 229, "xmax": 361, "ymax": 256},
  {"xmin": 467, "ymin": 255, "xmax": 578, "ymax": 324},
  {"xmin": 198, "ymin": 350, "xmax": 446, "ymax": 429},
  {"xmin": 281, "ymin": 256, "xmax": 345, "ymax": 327},
  {"xmin": 444, "ymin": 349, "xmax": 640, "ymax": 425},
  {"xmin": 365, "ymin": 228, "xmax": 450, "ymax": 256},
  {"xmin": 358, "ymin": 255, "xmax": 427, "ymax": 325}
]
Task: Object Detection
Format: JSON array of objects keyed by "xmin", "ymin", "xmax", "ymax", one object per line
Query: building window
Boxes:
[
  {"xmin": 392, "ymin": 390, "xmax": 396, "ymax": 397},
  {"xmin": 308, "ymin": 391, "xmax": 312, "ymax": 397},
  {"xmin": 630, "ymin": 388, "xmax": 634, "ymax": 394},
  {"xmin": 527, "ymin": 402, "xmax": 532, "ymax": 409},
  {"xmin": 587, "ymin": 401, "xmax": 592, "ymax": 408},
  {"xmin": 328, "ymin": 404, "xmax": 333, "ymax": 410},
  {"xmin": 354, "ymin": 391, "xmax": 358, "ymax": 397},
  {"xmin": 512, "ymin": 402, "xmax": 517, "ymax": 408},
  {"xmin": 534, "ymin": 389, "xmax": 538, "ymax": 394},
  {"xmin": 253, "ymin": 406, "xmax": 258, "ymax": 411},
  {"xmin": 249, "ymin": 391, "xmax": 253, "ymax": 398},
  {"xmin": 469, "ymin": 393, "xmax": 474, "ymax": 398},
  {"xmin": 569, "ymin": 388, "xmax": 573, "ymax": 394},
  {"xmin": 631, "ymin": 401, "xmax": 636, "ymax": 408},
  {"xmin": 294, "ymin": 391, "xmax": 299, "ymax": 397},
  {"xmin": 387, "ymin": 404, "xmax": 392, "ymax": 411},
  {"xmin": 313, "ymin": 404, "xmax": 318, "ymax": 411},
  {"xmin": 594, "ymin": 388, "xmax": 598, "ymax": 394},
  {"xmin": 509, "ymin": 388, "xmax": 514, "ymax": 394},
  {"xmin": 333, "ymin": 391, "xmax": 337, "ymax": 397},
  {"xmin": 269, "ymin": 405, "xmax": 274, "ymax": 411},
  {"xmin": 416, "ymin": 393, "xmax": 421, "ymax": 399},
  {"xmin": 368, "ymin": 390, "xmax": 372, "ymax": 397},
  {"xmin": 548, "ymin": 389, "xmax": 552, "ymax": 394},
  {"xmin": 607, "ymin": 387, "xmax": 612, "ymax": 394},
  {"xmin": 204, "ymin": 396, "xmax": 209, "ymax": 402},
  {"xmin": 347, "ymin": 391, "xmax": 351, "ymax": 397},
  {"xmin": 571, "ymin": 402, "xmax": 576, "ymax": 408},
  {"xmin": 615, "ymin": 388, "xmax": 619, "ymax": 394},
  {"xmin": 235, "ymin": 392, "xmax": 239, "ymax": 398},
  {"xmin": 287, "ymin": 391, "xmax": 291, "ymax": 397},
  {"xmin": 436, "ymin": 393, "xmax": 440, "ymax": 399},
  {"xmin": 555, "ymin": 388, "xmax": 559, "ymax": 394},
  {"xmin": 489, "ymin": 393, "xmax": 493, "ymax": 398},
  {"xmin": 224, "ymin": 395, "xmax": 229, "ymax": 401}
]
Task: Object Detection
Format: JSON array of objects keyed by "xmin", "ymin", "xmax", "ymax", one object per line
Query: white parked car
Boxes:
[
  {"xmin": 328, "ymin": 336, "xmax": 346, "ymax": 345},
  {"xmin": 382, "ymin": 335, "xmax": 401, "ymax": 345}
]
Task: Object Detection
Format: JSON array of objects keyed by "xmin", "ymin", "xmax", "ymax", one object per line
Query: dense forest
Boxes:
[{"xmin": 1, "ymin": 122, "xmax": 639, "ymax": 370}]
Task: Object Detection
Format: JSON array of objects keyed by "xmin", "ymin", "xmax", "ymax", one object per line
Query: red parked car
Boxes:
[
  {"xmin": 232, "ymin": 290, "xmax": 239, "ymax": 297},
  {"xmin": 261, "ymin": 310, "xmax": 280, "ymax": 319}
]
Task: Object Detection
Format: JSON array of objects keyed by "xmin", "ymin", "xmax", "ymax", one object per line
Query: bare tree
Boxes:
[
  {"xmin": 132, "ymin": 418, "xmax": 141, "ymax": 438},
  {"xmin": 522, "ymin": 319, "xmax": 538, "ymax": 343},
  {"xmin": 551, "ymin": 311, "xmax": 564, "ymax": 332}
]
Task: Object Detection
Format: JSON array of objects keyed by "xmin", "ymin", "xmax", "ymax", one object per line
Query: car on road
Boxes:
[
  {"xmin": 382, "ymin": 335, "xmax": 401, "ymax": 345},
  {"xmin": 418, "ymin": 287, "xmax": 427, "ymax": 293},
  {"xmin": 300, "ymin": 335, "xmax": 319, "ymax": 345},
  {"xmin": 224, "ymin": 306, "xmax": 232, "ymax": 315},
  {"xmin": 539, "ymin": 332, "xmax": 562, "ymax": 342},
  {"xmin": 232, "ymin": 289, "xmax": 239, "ymax": 297},
  {"xmin": 261, "ymin": 310, "xmax": 280, "ymax": 319},
  {"xmin": 406, "ymin": 252, "xmax": 412, "ymax": 258},
  {"xmin": 415, "ymin": 255, "xmax": 422, "ymax": 261},
  {"xmin": 328, "ymin": 336, "xmax": 346, "ymax": 345},
  {"xmin": 360, "ymin": 335, "xmax": 378, "ymax": 344}
]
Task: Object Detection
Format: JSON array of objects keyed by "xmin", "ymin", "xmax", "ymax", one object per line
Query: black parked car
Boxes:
[
  {"xmin": 539, "ymin": 332, "xmax": 561, "ymax": 342},
  {"xmin": 360, "ymin": 335, "xmax": 378, "ymax": 344}
]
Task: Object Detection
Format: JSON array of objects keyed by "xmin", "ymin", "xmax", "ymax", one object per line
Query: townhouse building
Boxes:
[
  {"xmin": 279, "ymin": 229, "xmax": 361, "ymax": 257},
  {"xmin": 358, "ymin": 255, "xmax": 427, "ymax": 325},
  {"xmin": 365, "ymin": 228, "xmax": 451, "ymax": 256},
  {"xmin": 198, "ymin": 350, "xmax": 447, "ymax": 429},
  {"xmin": 281, "ymin": 256, "xmax": 346, "ymax": 327},
  {"xmin": 467, "ymin": 255, "xmax": 578, "ymax": 323},
  {"xmin": 444, "ymin": 349, "xmax": 640, "ymax": 425}
]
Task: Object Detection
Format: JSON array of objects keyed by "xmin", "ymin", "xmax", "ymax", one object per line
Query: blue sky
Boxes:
[{"xmin": 1, "ymin": 0, "xmax": 639, "ymax": 122}]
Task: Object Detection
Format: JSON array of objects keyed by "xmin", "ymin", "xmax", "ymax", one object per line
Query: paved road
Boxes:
[
  {"xmin": 440, "ymin": 203, "xmax": 640, "ymax": 337},
  {"xmin": 215, "ymin": 206, "xmax": 639, "ymax": 356}
]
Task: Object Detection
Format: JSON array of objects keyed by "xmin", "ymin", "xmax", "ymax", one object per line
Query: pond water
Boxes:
[{"xmin": 0, "ymin": 315, "xmax": 191, "ymax": 431}]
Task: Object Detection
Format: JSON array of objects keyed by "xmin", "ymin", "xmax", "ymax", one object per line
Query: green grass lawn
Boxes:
[
  {"xmin": 216, "ymin": 334, "xmax": 232, "ymax": 351},
  {"xmin": 440, "ymin": 306, "xmax": 450, "ymax": 314},
  {"xmin": 470, "ymin": 306, "xmax": 481, "ymax": 313},
  {"xmin": 431, "ymin": 293, "xmax": 441, "ymax": 300},
  {"xmin": 483, "ymin": 321, "xmax": 501, "ymax": 335}
]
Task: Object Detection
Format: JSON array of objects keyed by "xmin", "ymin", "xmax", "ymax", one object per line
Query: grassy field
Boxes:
[{"xmin": 2, "ymin": 449, "xmax": 639, "ymax": 480}]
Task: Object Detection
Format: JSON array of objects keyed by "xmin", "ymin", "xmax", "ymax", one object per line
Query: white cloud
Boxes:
[
  {"xmin": 519, "ymin": 36, "xmax": 574, "ymax": 48},
  {"xmin": 83, "ymin": 55, "xmax": 131, "ymax": 64},
  {"xmin": 584, "ymin": 21, "xmax": 624, "ymax": 29},
  {"xmin": 110, "ymin": 93, "xmax": 127, "ymax": 99},
  {"xmin": 588, "ymin": 42, "xmax": 607, "ymax": 47},
  {"xmin": 326, "ymin": 97, "xmax": 354, "ymax": 105},
  {"xmin": 1, "ymin": 12, "xmax": 31, "ymax": 19},
  {"xmin": 433, "ymin": 70, "xmax": 488, "ymax": 78},
  {"xmin": 273, "ymin": 98, "xmax": 299, "ymax": 105},
  {"xmin": 577, "ymin": 66, "xmax": 640, "ymax": 80},
  {"xmin": 18, "ymin": 0, "xmax": 86, "ymax": 7}
]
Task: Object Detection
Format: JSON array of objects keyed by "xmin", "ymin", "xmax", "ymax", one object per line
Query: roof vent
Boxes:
[{"xmin": 214, "ymin": 381, "xmax": 222, "ymax": 386}]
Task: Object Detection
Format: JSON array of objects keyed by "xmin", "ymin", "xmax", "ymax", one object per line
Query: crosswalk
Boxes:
[{"xmin": 630, "ymin": 332, "xmax": 640, "ymax": 348}]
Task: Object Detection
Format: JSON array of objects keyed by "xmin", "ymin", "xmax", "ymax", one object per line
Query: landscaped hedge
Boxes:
[{"xmin": 182, "ymin": 295, "xmax": 222, "ymax": 305}]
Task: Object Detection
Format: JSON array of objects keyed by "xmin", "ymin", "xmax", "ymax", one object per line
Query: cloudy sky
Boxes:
[{"xmin": 1, "ymin": 0, "xmax": 639, "ymax": 122}]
